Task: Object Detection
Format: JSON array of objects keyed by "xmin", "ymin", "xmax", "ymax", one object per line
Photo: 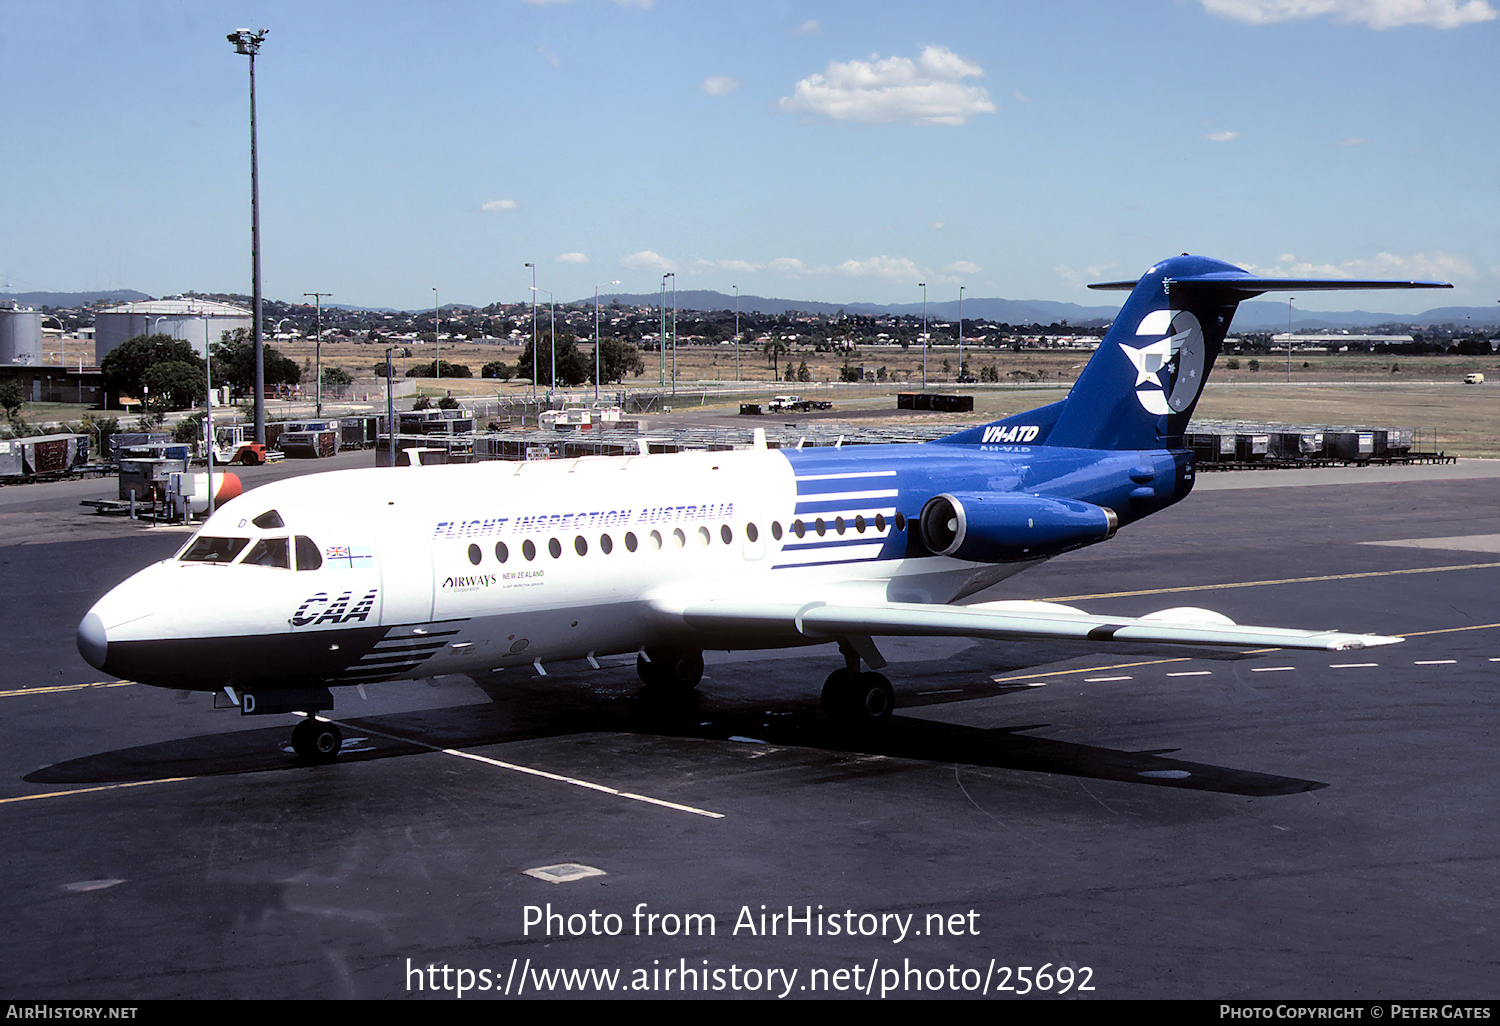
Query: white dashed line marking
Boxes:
[
  {"xmin": 1084, "ymin": 676, "xmax": 1132, "ymax": 682},
  {"xmin": 1166, "ymin": 671, "xmax": 1212, "ymax": 677},
  {"xmin": 1330, "ymin": 663, "xmax": 1379, "ymax": 669},
  {"xmin": 1251, "ymin": 666, "xmax": 1295, "ymax": 673},
  {"xmin": 1414, "ymin": 660, "xmax": 1457, "ymax": 666}
]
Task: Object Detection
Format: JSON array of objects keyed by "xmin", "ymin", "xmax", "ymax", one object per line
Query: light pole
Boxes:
[
  {"xmin": 595, "ymin": 280, "xmax": 619, "ymax": 402},
  {"xmin": 530, "ymin": 287, "xmax": 554, "ymax": 395},
  {"xmin": 383, "ymin": 344, "xmax": 397, "ymax": 466},
  {"xmin": 659, "ymin": 275, "xmax": 668, "ymax": 386},
  {"xmin": 227, "ymin": 28, "xmax": 268, "ymax": 444},
  {"xmin": 525, "ymin": 262, "xmax": 537, "ymax": 400},
  {"xmin": 667, "ymin": 272, "xmax": 677, "ymax": 395},
  {"xmin": 305, "ymin": 291, "xmax": 330, "ymax": 416},
  {"xmin": 958, "ymin": 285, "xmax": 965, "ymax": 382},
  {"xmin": 919, "ymin": 282, "xmax": 927, "ymax": 389},
  {"xmin": 733, "ymin": 284, "xmax": 740, "ymax": 383},
  {"xmin": 1287, "ymin": 296, "xmax": 1293, "ymax": 383},
  {"xmin": 433, "ymin": 287, "xmax": 441, "ymax": 383}
]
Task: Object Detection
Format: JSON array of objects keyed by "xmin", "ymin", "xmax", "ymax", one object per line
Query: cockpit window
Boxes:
[
  {"xmin": 180, "ymin": 536, "xmax": 250, "ymax": 564},
  {"xmin": 295, "ymin": 536, "xmax": 322, "ymax": 571},
  {"xmin": 241, "ymin": 537, "xmax": 291, "ymax": 569},
  {"xmin": 253, "ymin": 510, "xmax": 285, "ymax": 529}
]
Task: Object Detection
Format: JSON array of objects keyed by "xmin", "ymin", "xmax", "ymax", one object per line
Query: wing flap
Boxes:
[{"xmin": 667, "ymin": 597, "xmax": 1402, "ymax": 652}]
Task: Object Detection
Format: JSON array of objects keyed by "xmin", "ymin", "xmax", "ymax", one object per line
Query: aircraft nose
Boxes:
[{"xmin": 77, "ymin": 612, "xmax": 108, "ymax": 671}]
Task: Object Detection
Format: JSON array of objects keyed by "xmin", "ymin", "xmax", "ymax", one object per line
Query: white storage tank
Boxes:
[
  {"xmin": 0, "ymin": 301, "xmax": 42, "ymax": 365},
  {"xmin": 94, "ymin": 298, "xmax": 252, "ymax": 364}
]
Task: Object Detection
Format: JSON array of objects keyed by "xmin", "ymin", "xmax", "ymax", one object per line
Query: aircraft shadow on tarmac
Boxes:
[{"xmin": 26, "ymin": 646, "xmax": 1326, "ymax": 798}]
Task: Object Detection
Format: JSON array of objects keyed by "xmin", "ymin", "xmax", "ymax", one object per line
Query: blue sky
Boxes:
[{"xmin": 2, "ymin": 0, "xmax": 1495, "ymax": 313}]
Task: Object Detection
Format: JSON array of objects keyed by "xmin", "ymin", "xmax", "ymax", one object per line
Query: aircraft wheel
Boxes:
[
  {"xmin": 823, "ymin": 670, "xmax": 894, "ymax": 726},
  {"xmin": 821, "ymin": 668, "xmax": 854, "ymax": 717},
  {"xmin": 637, "ymin": 649, "xmax": 704, "ymax": 692},
  {"xmin": 291, "ymin": 717, "xmax": 343, "ymax": 761}
]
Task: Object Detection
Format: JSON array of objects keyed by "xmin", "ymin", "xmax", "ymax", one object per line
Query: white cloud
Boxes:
[
  {"xmin": 621, "ymin": 250, "xmax": 676, "ymax": 273},
  {"xmin": 537, "ymin": 45, "xmax": 561, "ymax": 68},
  {"xmin": 767, "ymin": 257, "xmax": 807, "ymax": 274},
  {"xmin": 1243, "ymin": 251, "xmax": 1477, "ymax": 281},
  {"xmin": 944, "ymin": 261, "xmax": 982, "ymax": 275},
  {"xmin": 792, "ymin": 19, "xmax": 820, "ymax": 35},
  {"xmin": 613, "ymin": 0, "xmax": 654, "ymax": 8},
  {"xmin": 556, "ymin": 252, "xmax": 589, "ymax": 264},
  {"xmin": 1202, "ymin": 0, "xmax": 1496, "ymax": 29},
  {"xmin": 831, "ymin": 256, "xmax": 924, "ymax": 279},
  {"xmin": 482, "ymin": 199, "xmax": 517, "ymax": 212},
  {"xmin": 1205, "ymin": 130, "xmax": 1240, "ymax": 142},
  {"xmin": 932, "ymin": 222, "xmax": 945, "ymax": 230},
  {"xmin": 701, "ymin": 76, "xmax": 741, "ymax": 96},
  {"xmin": 778, "ymin": 46, "xmax": 997, "ymax": 126},
  {"xmin": 1056, "ymin": 262, "xmax": 1121, "ymax": 287}
]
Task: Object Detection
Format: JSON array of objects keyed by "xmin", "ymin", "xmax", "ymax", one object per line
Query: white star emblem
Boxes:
[{"xmin": 1120, "ymin": 337, "xmax": 1174, "ymax": 387}]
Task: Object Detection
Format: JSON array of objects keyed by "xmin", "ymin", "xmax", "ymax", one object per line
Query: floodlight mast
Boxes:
[
  {"xmin": 227, "ymin": 28, "xmax": 268, "ymax": 444},
  {"xmin": 305, "ymin": 292, "xmax": 330, "ymax": 416},
  {"xmin": 595, "ymin": 280, "xmax": 619, "ymax": 402}
]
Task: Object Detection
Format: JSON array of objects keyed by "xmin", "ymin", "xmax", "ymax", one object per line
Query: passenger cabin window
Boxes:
[
  {"xmin": 180, "ymin": 537, "xmax": 250, "ymax": 564},
  {"xmin": 295, "ymin": 536, "xmax": 322, "ymax": 571},
  {"xmin": 242, "ymin": 537, "xmax": 290, "ymax": 569}
]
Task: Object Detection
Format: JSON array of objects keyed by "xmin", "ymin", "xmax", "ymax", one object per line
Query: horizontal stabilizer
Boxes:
[{"xmin": 1089, "ymin": 271, "xmax": 1452, "ymax": 296}]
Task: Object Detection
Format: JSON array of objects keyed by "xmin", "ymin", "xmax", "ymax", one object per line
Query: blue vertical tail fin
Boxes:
[{"xmin": 1038, "ymin": 255, "xmax": 1451, "ymax": 452}]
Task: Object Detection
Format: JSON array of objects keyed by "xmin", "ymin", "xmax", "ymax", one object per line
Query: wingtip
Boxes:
[{"xmin": 1331, "ymin": 634, "xmax": 1406, "ymax": 651}]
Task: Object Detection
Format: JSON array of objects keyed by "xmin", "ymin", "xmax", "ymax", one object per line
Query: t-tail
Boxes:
[{"xmin": 952, "ymin": 254, "xmax": 1451, "ymax": 453}]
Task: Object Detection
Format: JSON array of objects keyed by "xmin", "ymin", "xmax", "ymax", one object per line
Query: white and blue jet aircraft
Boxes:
[{"xmin": 78, "ymin": 255, "xmax": 1450, "ymax": 759}]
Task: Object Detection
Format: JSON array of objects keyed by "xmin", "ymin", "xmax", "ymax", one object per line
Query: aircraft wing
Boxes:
[{"xmin": 661, "ymin": 596, "xmax": 1402, "ymax": 653}]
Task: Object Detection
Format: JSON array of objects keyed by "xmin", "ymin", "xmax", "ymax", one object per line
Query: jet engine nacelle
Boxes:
[{"xmin": 918, "ymin": 492, "xmax": 1118, "ymax": 562}]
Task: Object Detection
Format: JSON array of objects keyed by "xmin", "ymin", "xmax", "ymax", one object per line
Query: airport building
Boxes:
[{"xmin": 93, "ymin": 298, "xmax": 252, "ymax": 365}]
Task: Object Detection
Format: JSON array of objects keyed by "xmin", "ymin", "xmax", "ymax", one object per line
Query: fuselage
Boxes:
[{"xmin": 76, "ymin": 439, "xmax": 1193, "ymax": 694}]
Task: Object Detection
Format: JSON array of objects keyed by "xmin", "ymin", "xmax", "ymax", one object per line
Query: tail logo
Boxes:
[{"xmin": 1120, "ymin": 309, "xmax": 1205, "ymax": 416}]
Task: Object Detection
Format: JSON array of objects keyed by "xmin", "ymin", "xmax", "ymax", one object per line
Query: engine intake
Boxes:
[{"xmin": 919, "ymin": 492, "xmax": 1118, "ymax": 563}]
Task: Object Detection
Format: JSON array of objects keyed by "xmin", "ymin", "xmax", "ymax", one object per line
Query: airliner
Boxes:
[{"xmin": 77, "ymin": 255, "xmax": 1449, "ymax": 760}]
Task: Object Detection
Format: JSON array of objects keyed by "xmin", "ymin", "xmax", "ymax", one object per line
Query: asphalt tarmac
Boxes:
[{"xmin": 2, "ymin": 454, "xmax": 1498, "ymax": 1001}]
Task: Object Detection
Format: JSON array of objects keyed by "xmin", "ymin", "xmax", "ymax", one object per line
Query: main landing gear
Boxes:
[
  {"xmin": 635, "ymin": 642, "xmax": 895, "ymax": 727},
  {"xmin": 636, "ymin": 648, "xmax": 705, "ymax": 693},
  {"xmin": 821, "ymin": 639, "xmax": 895, "ymax": 727},
  {"xmin": 291, "ymin": 716, "xmax": 343, "ymax": 762},
  {"xmin": 821, "ymin": 669, "xmax": 895, "ymax": 725}
]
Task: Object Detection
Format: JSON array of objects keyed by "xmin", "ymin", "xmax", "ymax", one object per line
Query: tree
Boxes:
[
  {"xmin": 406, "ymin": 360, "xmax": 472, "ymax": 378},
  {"xmin": 763, "ymin": 338, "xmax": 788, "ymax": 380},
  {"xmin": 100, "ymin": 333, "xmax": 201, "ymax": 404},
  {"xmin": 592, "ymin": 337, "xmax": 645, "ymax": 384},
  {"xmin": 517, "ymin": 331, "xmax": 589, "ymax": 386},
  {"xmin": 142, "ymin": 360, "xmax": 207, "ymax": 412},
  {"xmin": 321, "ymin": 366, "xmax": 353, "ymax": 396},
  {"xmin": 211, "ymin": 328, "xmax": 300, "ymax": 397},
  {"xmin": 481, "ymin": 360, "xmax": 515, "ymax": 380},
  {"xmin": 0, "ymin": 380, "xmax": 25, "ymax": 420}
]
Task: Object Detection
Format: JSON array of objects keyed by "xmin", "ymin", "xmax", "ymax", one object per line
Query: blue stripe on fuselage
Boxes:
[{"xmin": 778, "ymin": 441, "xmax": 1191, "ymax": 565}]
